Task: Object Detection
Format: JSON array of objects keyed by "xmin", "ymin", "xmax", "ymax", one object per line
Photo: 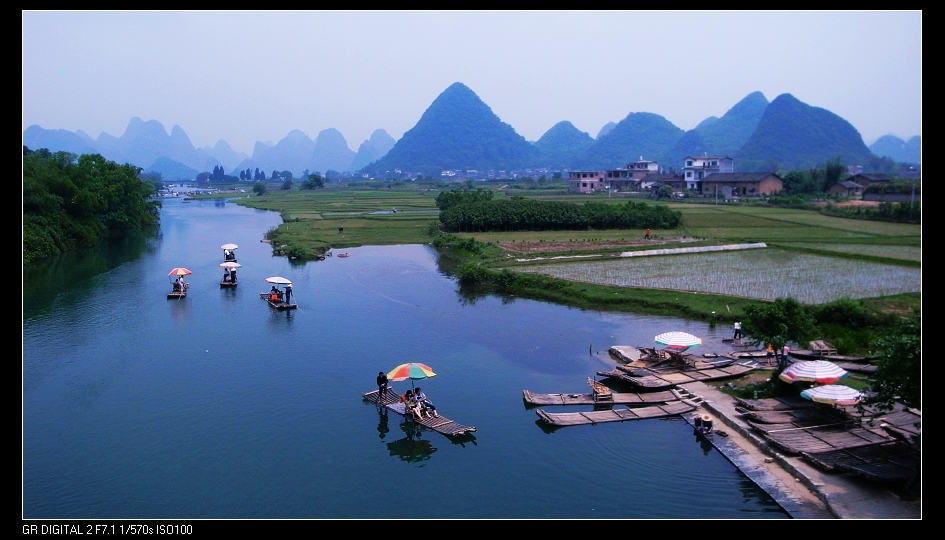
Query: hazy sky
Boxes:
[{"xmin": 23, "ymin": 11, "xmax": 921, "ymax": 155}]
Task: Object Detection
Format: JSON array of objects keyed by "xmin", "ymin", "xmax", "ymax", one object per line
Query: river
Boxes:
[{"xmin": 23, "ymin": 197, "xmax": 787, "ymax": 518}]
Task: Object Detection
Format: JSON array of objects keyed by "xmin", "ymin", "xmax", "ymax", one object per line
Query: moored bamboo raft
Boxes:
[
  {"xmin": 535, "ymin": 400, "xmax": 697, "ymax": 427},
  {"xmin": 801, "ymin": 442, "xmax": 920, "ymax": 482},
  {"xmin": 749, "ymin": 421, "xmax": 892, "ymax": 455},
  {"xmin": 733, "ymin": 396, "xmax": 815, "ymax": 411},
  {"xmin": 598, "ymin": 360, "xmax": 758, "ymax": 389},
  {"xmin": 522, "ymin": 389, "xmax": 678, "ymax": 406},
  {"xmin": 362, "ymin": 389, "xmax": 476, "ymax": 436}
]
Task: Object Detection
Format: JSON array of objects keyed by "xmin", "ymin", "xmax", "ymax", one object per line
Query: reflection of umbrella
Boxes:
[
  {"xmin": 168, "ymin": 267, "xmax": 193, "ymax": 276},
  {"xmin": 221, "ymin": 243, "xmax": 239, "ymax": 250},
  {"xmin": 264, "ymin": 276, "xmax": 292, "ymax": 285},
  {"xmin": 801, "ymin": 384, "xmax": 862, "ymax": 406},
  {"xmin": 655, "ymin": 331, "xmax": 702, "ymax": 350},
  {"xmin": 219, "ymin": 262, "xmax": 242, "ymax": 269},
  {"xmin": 388, "ymin": 363, "xmax": 436, "ymax": 388},
  {"xmin": 779, "ymin": 360, "xmax": 848, "ymax": 384}
]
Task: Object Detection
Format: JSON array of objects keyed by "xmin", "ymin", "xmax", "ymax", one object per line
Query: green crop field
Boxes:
[{"xmin": 516, "ymin": 249, "xmax": 921, "ymax": 304}]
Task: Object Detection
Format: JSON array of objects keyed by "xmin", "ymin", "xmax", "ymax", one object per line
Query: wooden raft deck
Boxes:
[
  {"xmin": 522, "ymin": 389, "xmax": 678, "ymax": 406},
  {"xmin": 801, "ymin": 442, "xmax": 920, "ymax": 483},
  {"xmin": 733, "ymin": 396, "xmax": 816, "ymax": 411},
  {"xmin": 535, "ymin": 400, "xmax": 697, "ymax": 427},
  {"xmin": 597, "ymin": 360, "xmax": 758, "ymax": 389},
  {"xmin": 362, "ymin": 389, "xmax": 476, "ymax": 436},
  {"xmin": 748, "ymin": 420, "xmax": 893, "ymax": 455}
]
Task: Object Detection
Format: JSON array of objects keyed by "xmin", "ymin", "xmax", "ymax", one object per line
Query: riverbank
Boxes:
[{"xmin": 680, "ymin": 381, "xmax": 921, "ymax": 519}]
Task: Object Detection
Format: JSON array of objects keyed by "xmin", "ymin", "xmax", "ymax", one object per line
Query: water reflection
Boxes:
[
  {"xmin": 24, "ymin": 228, "xmax": 159, "ymax": 319},
  {"xmin": 376, "ymin": 406, "xmax": 391, "ymax": 440},
  {"xmin": 387, "ymin": 422, "xmax": 437, "ymax": 463}
]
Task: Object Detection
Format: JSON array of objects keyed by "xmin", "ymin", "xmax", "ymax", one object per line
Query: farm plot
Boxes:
[
  {"xmin": 515, "ymin": 249, "xmax": 921, "ymax": 304},
  {"xmin": 777, "ymin": 242, "xmax": 922, "ymax": 262}
]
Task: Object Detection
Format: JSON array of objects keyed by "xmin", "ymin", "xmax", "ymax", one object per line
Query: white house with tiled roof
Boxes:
[{"xmin": 682, "ymin": 154, "xmax": 734, "ymax": 190}]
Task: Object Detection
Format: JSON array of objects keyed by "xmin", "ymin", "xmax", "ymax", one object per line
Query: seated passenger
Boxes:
[{"xmin": 414, "ymin": 387, "xmax": 437, "ymax": 418}]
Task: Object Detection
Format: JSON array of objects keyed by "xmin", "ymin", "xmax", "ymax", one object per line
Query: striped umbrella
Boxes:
[
  {"xmin": 655, "ymin": 331, "xmax": 702, "ymax": 351},
  {"xmin": 779, "ymin": 360, "xmax": 848, "ymax": 384},
  {"xmin": 388, "ymin": 363, "xmax": 436, "ymax": 388},
  {"xmin": 801, "ymin": 384, "xmax": 862, "ymax": 406}
]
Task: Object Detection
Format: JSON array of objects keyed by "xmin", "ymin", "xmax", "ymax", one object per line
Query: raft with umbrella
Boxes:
[
  {"xmin": 222, "ymin": 243, "xmax": 238, "ymax": 263},
  {"xmin": 260, "ymin": 276, "xmax": 296, "ymax": 310},
  {"xmin": 219, "ymin": 261, "xmax": 241, "ymax": 288},
  {"xmin": 362, "ymin": 362, "xmax": 476, "ymax": 437},
  {"xmin": 167, "ymin": 267, "xmax": 192, "ymax": 299}
]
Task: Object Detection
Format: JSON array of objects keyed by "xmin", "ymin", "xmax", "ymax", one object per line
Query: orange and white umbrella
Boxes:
[{"xmin": 168, "ymin": 267, "xmax": 193, "ymax": 276}]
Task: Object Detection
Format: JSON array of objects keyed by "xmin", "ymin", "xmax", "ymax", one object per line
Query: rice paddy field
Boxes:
[{"xmin": 515, "ymin": 249, "xmax": 921, "ymax": 304}]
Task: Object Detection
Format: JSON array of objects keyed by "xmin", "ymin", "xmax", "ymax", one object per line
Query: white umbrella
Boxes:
[
  {"xmin": 265, "ymin": 276, "xmax": 292, "ymax": 285},
  {"xmin": 801, "ymin": 384, "xmax": 863, "ymax": 406},
  {"xmin": 221, "ymin": 243, "xmax": 239, "ymax": 250},
  {"xmin": 779, "ymin": 360, "xmax": 848, "ymax": 384},
  {"xmin": 219, "ymin": 262, "xmax": 242, "ymax": 269},
  {"xmin": 655, "ymin": 331, "xmax": 702, "ymax": 351}
]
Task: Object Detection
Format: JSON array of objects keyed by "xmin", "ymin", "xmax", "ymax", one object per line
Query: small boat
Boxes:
[
  {"xmin": 337, "ymin": 253, "xmax": 350, "ymax": 258},
  {"xmin": 167, "ymin": 267, "xmax": 192, "ymax": 299},
  {"xmin": 261, "ymin": 276, "xmax": 297, "ymax": 310},
  {"xmin": 221, "ymin": 243, "xmax": 238, "ymax": 263},
  {"xmin": 220, "ymin": 261, "xmax": 241, "ymax": 288}
]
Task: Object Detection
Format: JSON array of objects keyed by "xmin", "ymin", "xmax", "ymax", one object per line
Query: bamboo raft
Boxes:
[
  {"xmin": 259, "ymin": 292, "xmax": 297, "ymax": 310},
  {"xmin": 362, "ymin": 389, "xmax": 476, "ymax": 436},
  {"xmin": 523, "ymin": 388, "xmax": 678, "ymax": 406},
  {"xmin": 535, "ymin": 400, "xmax": 697, "ymax": 427},
  {"xmin": 748, "ymin": 420, "xmax": 892, "ymax": 455},
  {"xmin": 801, "ymin": 442, "xmax": 920, "ymax": 483},
  {"xmin": 733, "ymin": 396, "xmax": 816, "ymax": 411},
  {"xmin": 597, "ymin": 360, "xmax": 758, "ymax": 389}
]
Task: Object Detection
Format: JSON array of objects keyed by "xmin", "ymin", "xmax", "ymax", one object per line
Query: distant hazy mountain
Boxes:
[
  {"xmin": 735, "ymin": 94, "xmax": 874, "ymax": 171},
  {"xmin": 365, "ymin": 82, "xmax": 539, "ymax": 174},
  {"xmin": 596, "ymin": 122, "xmax": 616, "ymax": 140},
  {"xmin": 578, "ymin": 112, "xmax": 684, "ymax": 169},
  {"xmin": 308, "ymin": 128, "xmax": 356, "ymax": 173},
  {"xmin": 349, "ymin": 129, "xmax": 397, "ymax": 171},
  {"xmin": 201, "ymin": 140, "xmax": 249, "ymax": 171},
  {"xmin": 23, "ymin": 125, "xmax": 98, "ymax": 155},
  {"xmin": 249, "ymin": 129, "xmax": 316, "ymax": 176},
  {"xmin": 146, "ymin": 156, "xmax": 200, "ymax": 182},
  {"xmin": 661, "ymin": 91, "xmax": 769, "ymax": 167},
  {"xmin": 533, "ymin": 121, "xmax": 595, "ymax": 168},
  {"xmin": 869, "ymin": 135, "xmax": 921, "ymax": 165}
]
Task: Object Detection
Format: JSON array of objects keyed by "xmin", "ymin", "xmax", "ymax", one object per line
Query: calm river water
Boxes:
[{"xmin": 23, "ymin": 197, "xmax": 787, "ymax": 519}]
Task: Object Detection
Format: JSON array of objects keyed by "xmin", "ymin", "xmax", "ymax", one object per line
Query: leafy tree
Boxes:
[
  {"xmin": 196, "ymin": 172, "xmax": 210, "ymax": 185},
  {"xmin": 866, "ymin": 312, "xmax": 921, "ymax": 411},
  {"xmin": 300, "ymin": 173, "xmax": 324, "ymax": 189},
  {"xmin": 282, "ymin": 178, "xmax": 293, "ymax": 190},
  {"xmin": 824, "ymin": 157, "xmax": 845, "ymax": 191},
  {"xmin": 743, "ymin": 297, "xmax": 816, "ymax": 362},
  {"xmin": 281, "ymin": 170, "xmax": 293, "ymax": 181},
  {"xmin": 253, "ymin": 182, "xmax": 267, "ymax": 195},
  {"xmin": 271, "ymin": 170, "xmax": 281, "ymax": 181},
  {"xmin": 656, "ymin": 185, "xmax": 674, "ymax": 199}
]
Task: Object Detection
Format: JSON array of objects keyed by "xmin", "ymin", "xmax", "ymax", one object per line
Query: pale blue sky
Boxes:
[{"xmin": 23, "ymin": 11, "xmax": 921, "ymax": 155}]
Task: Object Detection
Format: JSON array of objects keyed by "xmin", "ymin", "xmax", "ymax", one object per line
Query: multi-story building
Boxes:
[
  {"xmin": 682, "ymin": 155, "xmax": 734, "ymax": 191},
  {"xmin": 568, "ymin": 171, "xmax": 606, "ymax": 193}
]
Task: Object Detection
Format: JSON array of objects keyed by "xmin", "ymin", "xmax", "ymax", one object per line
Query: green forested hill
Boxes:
[
  {"xmin": 533, "ymin": 121, "xmax": 596, "ymax": 169},
  {"xmin": 578, "ymin": 112, "xmax": 684, "ymax": 169},
  {"xmin": 735, "ymin": 93, "xmax": 874, "ymax": 171},
  {"xmin": 364, "ymin": 82, "xmax": 539, "ymax": 174},
  {"xmin": 23, "ymin": 147, "xmax": 160, "ymax": 264}
]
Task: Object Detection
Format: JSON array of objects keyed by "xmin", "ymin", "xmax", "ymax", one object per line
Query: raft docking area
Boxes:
[{"xmin": 525, "ymin": 380, "xmax": 919, "ymax": 518}]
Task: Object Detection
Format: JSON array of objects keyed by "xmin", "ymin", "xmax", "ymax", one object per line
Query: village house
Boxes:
[
  {"xmin": 847, "ymin": 173, "xmax": 892, "ymax": 189},
  {"xmin": 682, "ymin": 154, "xmax": 734, "ymax": 190},
  {"xmin": 829, "ymin": 180, "xmax": 864, "ymax": 197},
  {"xmin": 701, "ymin": 172, "xmax": 783, "ymax": 198},
  {"xmin": 568, "ymin": 170, "xmax": 606, "ymax": 193},
  {"xmin": 644, "ymin": 174, "xmax": 685, "ymax": 195},
  {"xmin": 605, "ymin": 158, "xmax": 661, "ymax": 191}
]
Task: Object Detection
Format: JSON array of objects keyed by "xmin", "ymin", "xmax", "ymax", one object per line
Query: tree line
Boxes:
[
  {"xmin": 23, "ymin": 147, "xmax": 160, "ymax": 264},
  {"xmin": 437, "ymin": 196, "xmax": 682, "ymax": 232}
]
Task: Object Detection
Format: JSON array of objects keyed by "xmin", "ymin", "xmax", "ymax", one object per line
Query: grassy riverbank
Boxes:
[{"xmin": 221, "ymin": 185, "xmax": 919, "ymax": 329}]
